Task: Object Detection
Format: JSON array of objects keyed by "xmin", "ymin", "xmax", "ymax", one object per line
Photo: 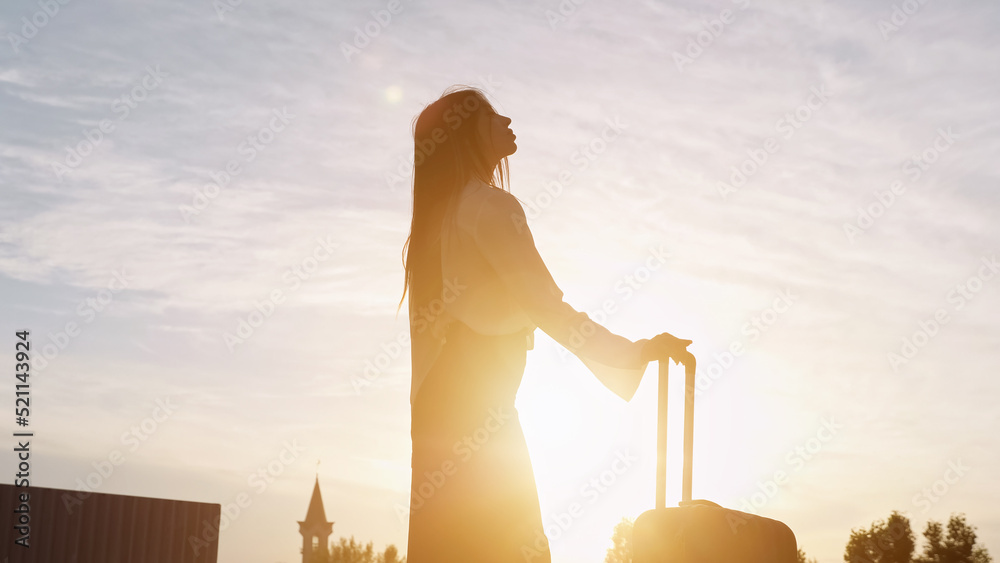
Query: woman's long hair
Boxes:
[{"xmin": 396, "ymin": 86, "xmax": 511, "ymax": 322}]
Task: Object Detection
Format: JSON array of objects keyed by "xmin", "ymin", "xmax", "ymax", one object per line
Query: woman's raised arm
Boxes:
[{"xmin": 472, "ymin": 189, "xmax": 652, "ymax": 401}]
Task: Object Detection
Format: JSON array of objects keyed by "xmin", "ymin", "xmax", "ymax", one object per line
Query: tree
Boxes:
[
  {"xmin": 845, "ymin": 511, "xmax": 915, "ymax": 563},
  {"xmin": 380, "ymin": 544, "xmax": 405, "ymax": 563},
  {"xmin": 605, "ymin": 517, "xmax": 634, "ymax": 563},
  {"xmin": 798, "ymin": 547, "xmax": 819, "ymax": 563},
  {"xmin": 330, "ymin": 536, "xmax": 374, "ymax": 563},
  {"xmin": 920, "ymin": 520, "xmax": 947, "ymax": 563},
  {"xmin": 916, "ymin": 514, "xmax": 991, "ymax": 563},
  {"xmin": 328, "ymin": 536, "xmax": 405, "ymax": 563}
]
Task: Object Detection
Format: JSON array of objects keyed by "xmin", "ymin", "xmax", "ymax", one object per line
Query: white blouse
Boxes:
[{"xmin": 408, "ymin": 177, "xmax": 651, "ymax": 405}]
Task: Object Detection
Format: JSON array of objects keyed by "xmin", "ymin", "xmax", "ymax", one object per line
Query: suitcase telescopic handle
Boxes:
[{"xmin": 655, "ymin": 355, "xmax": 697, "ymax": 510}]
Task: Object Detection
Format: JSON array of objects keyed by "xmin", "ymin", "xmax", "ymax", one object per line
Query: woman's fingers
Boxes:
[
  {"xmin": 643, "ymin": 333, "xmax": 694, "ymax": 363},
  {"xmin": 657, "ymin": 333, "xmax": 692, "ymax": 348},
  {"xmin": 670, "ymin": 350, "xmax": 695, "ymax": 366}
]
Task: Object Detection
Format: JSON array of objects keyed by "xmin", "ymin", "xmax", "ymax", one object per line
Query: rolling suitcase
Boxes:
[{"xmin": 632, "ymin": 356, "xmax": 798, "ymax": 563}]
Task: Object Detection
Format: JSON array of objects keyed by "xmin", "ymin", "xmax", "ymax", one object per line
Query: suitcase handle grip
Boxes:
[{"xmin": 655, "ymin": 355, "xmax": 696, "ymax": 510}]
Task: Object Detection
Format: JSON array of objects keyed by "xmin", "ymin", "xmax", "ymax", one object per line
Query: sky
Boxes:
[{"xmin": 1, "ymin": 0, "xmax": 998, "ymax": 562}]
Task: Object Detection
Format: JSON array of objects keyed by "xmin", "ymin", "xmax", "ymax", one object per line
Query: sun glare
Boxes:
[
  {"xmin": 385, "ymin": 85, "xmax": 403, "ymax": 104},
  {"xmin": 507, "ymin": 287, "xmax": 794, "ymax": 560}
]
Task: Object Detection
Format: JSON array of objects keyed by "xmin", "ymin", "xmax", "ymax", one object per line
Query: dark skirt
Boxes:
[{"xmin": 407, "ymin": 320, "xmax": 551, "ymax": 563}]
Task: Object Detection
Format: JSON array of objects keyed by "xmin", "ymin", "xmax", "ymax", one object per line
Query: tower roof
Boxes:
[{"xmin": 303, "ymin": 476, "xmax": 329, "ymax": 525}]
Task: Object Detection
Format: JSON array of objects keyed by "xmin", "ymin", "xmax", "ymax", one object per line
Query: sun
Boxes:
[
  {"xmin": 513, "ymin": 339, "xmax": 652, "ymax": 557},
  {"xmin": 510, "ymin": 319, "xmax": 784, "ymax": 560}
]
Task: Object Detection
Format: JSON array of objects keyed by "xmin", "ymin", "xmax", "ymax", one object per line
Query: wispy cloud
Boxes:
[{"xmin": 1, "ymin": 0, "xmax": 998, "ymax": 561}]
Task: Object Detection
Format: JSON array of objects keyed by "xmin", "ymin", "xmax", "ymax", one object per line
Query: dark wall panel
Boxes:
[{"xmin": 0, "ymin": 483, "xmax": 220, "ymax": 563}]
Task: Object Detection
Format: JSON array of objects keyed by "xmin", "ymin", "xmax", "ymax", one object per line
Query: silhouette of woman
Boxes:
[{"xmin": 398, "ymin": 86, "xmax": 692, "ymax": 563}]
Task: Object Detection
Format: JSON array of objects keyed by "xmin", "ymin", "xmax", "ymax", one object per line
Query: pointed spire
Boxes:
[{"xmin": 303, "ymin": 475, "xmax": 328, "ymax": 524}]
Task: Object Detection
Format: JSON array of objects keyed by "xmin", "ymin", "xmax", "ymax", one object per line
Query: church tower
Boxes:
[{"xmin": 298, "ymin": 476, "xmax": 334, "ymax": 563}]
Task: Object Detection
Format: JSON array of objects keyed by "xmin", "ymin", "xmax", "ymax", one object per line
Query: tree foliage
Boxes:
[
  {"xmin": 915, "ymin": 514, "xmax": 991, "ymax": 563},
  {"xmin": 845, "ymin": 511, "xmax": 916, "ymax": 563},
  {"xmin": 605, "ymin": 517, "xmax": 634, "ymax": 563},
  {"xmin": 328, "ymin": 536, "xmax": 405, "ymax": 563},
  {"xmin": 844, "ymin": 512, "xmax": 991, "ymax": 563},
  {"xmin": 381, "ymin": 544, "xmax": 403, "ymax": 563}
]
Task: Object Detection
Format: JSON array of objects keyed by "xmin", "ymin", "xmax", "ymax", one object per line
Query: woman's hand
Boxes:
[{"xmin": 640, "ymin": 332, "xmax": 694, "ymax": 365}]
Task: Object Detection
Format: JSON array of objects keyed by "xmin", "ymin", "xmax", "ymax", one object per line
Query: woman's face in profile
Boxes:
[{"xmin": 478, "ymin": 106, "xmax": 517, "ymax": 162}]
